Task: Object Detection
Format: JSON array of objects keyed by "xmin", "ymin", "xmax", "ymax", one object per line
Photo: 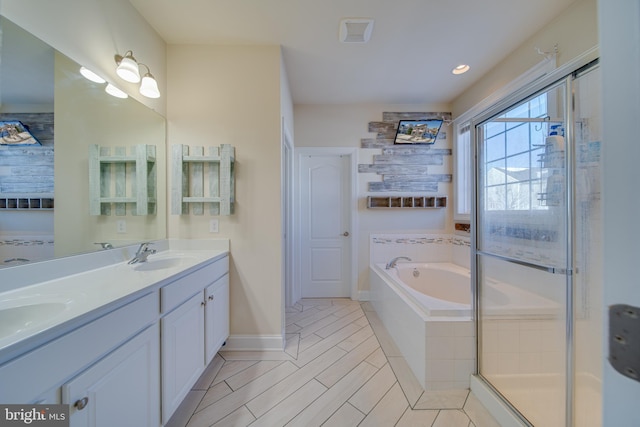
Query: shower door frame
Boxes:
[{"xmin": 470, "ymin": 49, "xmax": 599, "ymax": 427}]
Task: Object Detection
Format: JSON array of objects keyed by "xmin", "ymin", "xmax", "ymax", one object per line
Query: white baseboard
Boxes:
[
  {"xmin": 357, "ymin": 290, "xmax": 370, "ymax": 301},
  {"xmin": 223, "ymin": 334, "xmax": 285, "ymax": 351}
]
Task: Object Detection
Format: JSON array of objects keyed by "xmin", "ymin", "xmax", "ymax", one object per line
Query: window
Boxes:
[{"xmin": 480, "ymin": 93, "xmax": 551, "ymax": 212}]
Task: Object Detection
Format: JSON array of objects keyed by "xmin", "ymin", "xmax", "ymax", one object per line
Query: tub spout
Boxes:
[{"xmin": 385, "ymin": 256, "xmax": 412, "ymax": 269}]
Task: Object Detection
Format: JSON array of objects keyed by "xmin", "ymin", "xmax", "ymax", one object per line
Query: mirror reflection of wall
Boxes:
[{"xmin": 0, "ymin": 16, "xmax": 167, "ymax": 267}]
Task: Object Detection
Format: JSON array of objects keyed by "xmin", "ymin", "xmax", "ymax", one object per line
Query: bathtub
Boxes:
[
  {"xmin": 382, "ymin": 262, "xmax": 472, "ymax": 317},
  {"xmin": 369, "ymin": 262, "xmax": 475, "ymax": 391}
]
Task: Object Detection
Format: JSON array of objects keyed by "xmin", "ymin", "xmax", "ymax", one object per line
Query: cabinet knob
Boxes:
[
  {"xmin": 201, "ymin": 301, "xmax": 206, "ymax": 306},
  {"xmin": 208, "ymin": 295, "xmax": 214, "ymax": 301},
  {"xmin": 75, "ymin": 397, "xmax": 89, "ymax": 411}
]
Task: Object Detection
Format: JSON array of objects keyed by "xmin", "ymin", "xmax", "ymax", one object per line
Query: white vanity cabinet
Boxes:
[
  {"xmin": 160, "ymin": 255, "xmax": 229, "ymax": 423},
  {"xmin": 205, "ymin": 273, "xmax": 229, "ymax": 364},
  {"xmin": 62, "ymin": 324, "xmax": 160, "ymax": 427}
]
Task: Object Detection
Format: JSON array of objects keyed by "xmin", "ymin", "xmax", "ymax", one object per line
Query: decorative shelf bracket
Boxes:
[
  {"xmin": 171, "ymin": 144, "xmax": 235, "ymax": 215},
  {"xmin": 89, "ymin": 144, "xmax": 157, "ymax": 216}
]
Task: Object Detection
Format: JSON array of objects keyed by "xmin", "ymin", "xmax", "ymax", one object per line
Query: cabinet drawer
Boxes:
[
  {"xmin": 160, "ymin": 256, "xmax": 228, "ymax": 314},
  {"xmin": 0, "ymin": 292, "xmax": 157, "ymax": 403}
]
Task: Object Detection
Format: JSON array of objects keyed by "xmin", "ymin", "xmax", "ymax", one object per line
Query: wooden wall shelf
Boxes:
[
  {"xmin": 367, "ymin": 195, "xmax": 447, "ymax": 209},
  {"xmin": 89, "ymin": 144, "xmax": 156, "ymax": 216},
  {"xmin": 171, "ymin": 144, "xmax": 235, "ymax": 216}
]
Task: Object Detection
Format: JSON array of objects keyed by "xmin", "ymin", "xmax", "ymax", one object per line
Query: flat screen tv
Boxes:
[{"xmin": 394, "ymin": 119, "xmax": 443, "ymax": 145}]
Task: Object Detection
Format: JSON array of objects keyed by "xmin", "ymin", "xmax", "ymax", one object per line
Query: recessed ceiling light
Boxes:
[{"xmin": 452, "ymin": 64, "xmax": 470, "ymax": 75}]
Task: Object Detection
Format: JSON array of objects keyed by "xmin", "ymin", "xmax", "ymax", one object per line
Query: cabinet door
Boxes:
[
  {"xmin": 161, "ymin": 292, "xmax": 205, "ymax": 423},
  {"xmin": 62, "ymin": 324, "xmax": 160, "ymax": 427},
  {"xmin": 205, "ymin": 274, "xmax": 230, "ymax": 364}
]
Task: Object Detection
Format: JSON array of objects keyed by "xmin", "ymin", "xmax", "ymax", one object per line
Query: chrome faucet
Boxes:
[
  {"xmin": 94, "ymin": 242, "xmax": 113, "ymax": 250},
  {"xmin": 128, "ymin": 242, "xmax": 157, "ymax": 264},
  {"xmin": 385, "ymin": 256, "xmax": 412, "ymax": 269}
]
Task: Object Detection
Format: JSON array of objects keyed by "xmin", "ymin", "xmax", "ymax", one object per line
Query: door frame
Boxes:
[
  {"xmin": 282, "ymin": 120, "xmax": 295, "ymax": 309},
  {"xmin": 294, "ymin": 147, "xmax": 358, "ymax": 301}
]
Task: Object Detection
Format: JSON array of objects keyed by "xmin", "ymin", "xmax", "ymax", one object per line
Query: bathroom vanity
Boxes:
[{"xmin": 0, "ymin": 239, "xmax": 229, "ymax": 426}]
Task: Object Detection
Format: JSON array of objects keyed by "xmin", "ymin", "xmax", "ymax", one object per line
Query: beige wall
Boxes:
[
  {"xmin": 166, "ymin": 45, "xmax": 284, "ymax": 340},
  {"xmin": 294, "ymin": 103, "xmax": 452, "ymax": 295},
  {"xmin": 452, "ymin": 0, "xmax": 597, "ymax": 117},
  {"xmin": 54, "ymin": 52, "xmax": 167, "ymax": 257},
  {"xmin": 1, "ymin": 0, "xmax": 167, "ymax": 116}
]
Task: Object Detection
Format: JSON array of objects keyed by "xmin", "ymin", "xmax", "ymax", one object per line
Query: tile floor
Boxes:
[{"xmin": 166, "ymin": 299, "xmax": 500, "ymax": 427}]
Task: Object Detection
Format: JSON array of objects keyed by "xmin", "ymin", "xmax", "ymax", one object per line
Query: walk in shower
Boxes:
[{"xmin": 473, "ymin": 59, "xmax": 602, "ymax": 426}]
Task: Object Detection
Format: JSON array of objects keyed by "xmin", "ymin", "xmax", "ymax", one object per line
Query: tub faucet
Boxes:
[
  {"xmin": 128, "ymin": 242, "xmax": 156, "ymax": 264},
  {"xmin": 385, "ymin": 256, "xmax": 412, "ymax": 269}
]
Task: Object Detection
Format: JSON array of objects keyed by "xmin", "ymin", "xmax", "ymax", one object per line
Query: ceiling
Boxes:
[{"xmin": 129, "ymin": 0, "xmax": 576, "ymax": 105}]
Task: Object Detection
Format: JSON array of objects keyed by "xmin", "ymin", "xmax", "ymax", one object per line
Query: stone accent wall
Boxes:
[{"xmin": 358, "ymin": 112, "xmax": 452, "ymax": 192}]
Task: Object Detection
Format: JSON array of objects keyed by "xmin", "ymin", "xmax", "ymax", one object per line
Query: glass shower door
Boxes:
[{"xmin": 476, "ymin": 81, "xmax": 570, "ymax": 427}]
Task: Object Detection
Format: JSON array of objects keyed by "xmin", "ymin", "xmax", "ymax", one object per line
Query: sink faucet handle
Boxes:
[{"xmin": 94, "ymin": 242, "xmax": 113, "ymax": 250}]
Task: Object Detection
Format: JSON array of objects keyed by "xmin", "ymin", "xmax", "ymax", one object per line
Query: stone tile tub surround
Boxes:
[{"xmin": 369, "ymin": 233, "xmax": 474, "ymax": 391}]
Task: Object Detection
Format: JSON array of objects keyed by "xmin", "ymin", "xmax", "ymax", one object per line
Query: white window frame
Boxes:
[{"xmin": 453, "ymin": 57, "xmax": 557, "ymax": 222}]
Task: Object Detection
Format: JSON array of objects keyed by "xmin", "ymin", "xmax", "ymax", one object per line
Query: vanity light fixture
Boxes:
[
  {"xmin": 138, "ymin": 65, "xmax": 161, "ymax": 99},
  {"xmin": 114, "ymin": 50, "xmax": 161, "ymax": 98},
  {"xmin": 105, "ymin": 83, "xmax": 128, "ymax": 99},
  {"xmin": 452, "ymin": 64, "xmax": 470, "ymax": 75},
  {"xmin": 115, "ymin": 51, "xmax": 141, "ymax": 83},
  {"xmin": 79, "ymin": 66, "xmax": 106, "ymax": 84}
]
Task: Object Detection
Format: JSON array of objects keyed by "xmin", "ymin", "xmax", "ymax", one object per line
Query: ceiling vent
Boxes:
[{"xmin": 339, "ymin": 18, "xmax": 374, "ymax": 43}]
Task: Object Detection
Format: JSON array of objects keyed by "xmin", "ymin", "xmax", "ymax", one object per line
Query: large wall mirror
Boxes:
[{"xmin": 0, "ymin": 16, "xmax": 167, "ymax": 268}]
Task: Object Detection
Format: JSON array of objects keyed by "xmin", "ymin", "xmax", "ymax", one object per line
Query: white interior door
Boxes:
[{"xmin": 299, "ymin": 153, "xmax": 351, "ymax": 298}]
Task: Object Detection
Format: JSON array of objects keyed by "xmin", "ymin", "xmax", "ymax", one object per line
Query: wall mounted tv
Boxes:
[{"xmin": 394, "ymin": 119, "xmax": 443, "ymax": 145}]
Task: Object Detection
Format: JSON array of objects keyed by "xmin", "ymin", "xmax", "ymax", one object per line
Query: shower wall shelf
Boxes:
[
  {"xmin": 171, "ymin": 144, "xmax": 235, "ymax": 216},
  {"xmin": 367, "ymin": 195, "xmax": 447, "ymax": 209},
  {"xmin": 89, "ymin": 144, "xmax": 157, "ymax": 216}
]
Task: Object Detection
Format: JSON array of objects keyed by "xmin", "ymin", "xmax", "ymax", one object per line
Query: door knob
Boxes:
[
  {"xmin": 75, "ymin": 397, "xmax": 89, "ymax": 411},
  {"xmin": 343, "ymin": 231, "xmax": 350, "ymax": 237}
]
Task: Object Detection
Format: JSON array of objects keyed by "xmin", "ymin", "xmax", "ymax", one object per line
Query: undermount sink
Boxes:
[
  {"xmin": 132, "ymin": 255, "xmax": 197, "ymax": 272},
  {"xmin": 0, "ymin": 302, "xmax": 69, "ymax": 337}
]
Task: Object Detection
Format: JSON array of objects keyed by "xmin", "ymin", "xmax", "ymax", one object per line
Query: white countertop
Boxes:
[{"xmin": 0, "ymin": 239, "xmax": 229, "ymax": 363}]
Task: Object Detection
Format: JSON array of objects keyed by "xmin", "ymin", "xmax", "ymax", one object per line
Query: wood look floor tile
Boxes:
[
  {"xmin": 293, "ymin": 322, "xmax": 362, "ymax": 367},
  {"xmin": 337, "ymin": 325, "xmax": 374, "ymax": 352},
  {"xmin": 210, "ymin": 406, "xmax": 256, "ymax": 427},
  {"xmin": 315, "ymin": 335, "xmax": 380, "ymax": 388},
  {"xmin": 249, "ymin": 379, "xmax": 327, "ymax": 427},
  {"xmin": 388, "ymin": 356, "xmax": 425, "ymax": 407},
  {"xmin": 164, "ymin": 390, "xmax": 205, "ymax": 427},
  {"xmin": 348, "ymin": 363, "xmax": 396, "ymax": 414},
  {"xmin": 314, "ymin": 310, "xmax": 365, "ymax": 338},
  {"xmin": 414, "ymin": 389, "xmax": 470, "ymax": 410},
  {"xmin": 192, "ymin": 354, "xmax": 225, "ymax": 390},
  {"xmin": 211, "ymin": 360, "xmax": 257, "ymax": 387},
  {"xmin": 321, "ymin": 403, "xmax": 365, "ymax": 427},
  {"xmin": 286, "ymin": 361, "xmax": 378, "ymax": 427},
  {"xmin": 365, "ymin": 347, "xmax": 388, "ymax": 369},
  {"xmin": 396, "ymin": 408, "xmax": 440, "ymax": 427},
  {"xmin": 189, "ymin": 361, "xmax": 298, "ymax": 426},
  {"xmin": 195, "ymin": 381, "xmax": 233, "ymax": 413},
  {"xmin": 177, "ymin": 299, "xmax": 495, "ymax": 427},
  {"xmin": 359, "ymin": 382, "xmax": 409, "ymax": 427},
  {"xmin": 225, "ymin": 360, "xmax": 285, "ymax": 391},
  {"xmin": 432, "ymin": 409, "xmax": 472, "ymax": 427},
  {"xmin": 364, "ymin": 311, "xmax": 403, "ymax": 357},
  {"xmin": 245, "ymin": 346, "xmax": 346, "ymax": 418}
]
